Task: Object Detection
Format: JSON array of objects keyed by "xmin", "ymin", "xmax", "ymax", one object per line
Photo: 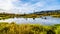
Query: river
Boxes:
[{"xmin": 0, "ymin": 16, "xmax": 60, "ymax": 25}]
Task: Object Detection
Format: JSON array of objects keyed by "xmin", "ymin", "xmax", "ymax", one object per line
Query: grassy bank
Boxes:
[{"xmin": 0, "ymin": 22, "xmax": 60, "ymax": 34}]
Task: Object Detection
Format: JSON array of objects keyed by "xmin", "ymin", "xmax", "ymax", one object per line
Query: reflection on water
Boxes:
[{"xmin": 0, "ymin": 16, "xmax": 60, "ymax": 25}]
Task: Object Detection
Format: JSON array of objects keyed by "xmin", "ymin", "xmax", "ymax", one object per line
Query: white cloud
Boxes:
[
  {"xmin": 0, "ymin": 0, "xmax": 14, "ymax": 10},
  {"xmin": 9, "ymin": 1, "xmax": 45, "ymax": 14},
  {"xmin": 0, "ymin": 0, "xmax": 60, "ymax": 14},
  {"xmin": 0, "ymin": 0, "xmax": 45, "ymax": 13}
]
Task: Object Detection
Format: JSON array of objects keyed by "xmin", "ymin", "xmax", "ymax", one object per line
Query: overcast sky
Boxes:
[{"xmin": 0, "ymin": 0, "xmax": 60, "ymax": 14}]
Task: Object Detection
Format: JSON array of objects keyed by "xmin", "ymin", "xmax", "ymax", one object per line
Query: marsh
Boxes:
[{"xmin": 0, "ymin": 16, "xmax": 60, "ymax": 25}]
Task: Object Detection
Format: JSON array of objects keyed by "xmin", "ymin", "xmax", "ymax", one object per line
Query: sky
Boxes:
[{"xmin": 0, "ymin": 0, "xmax": 60, "ymax": 14}]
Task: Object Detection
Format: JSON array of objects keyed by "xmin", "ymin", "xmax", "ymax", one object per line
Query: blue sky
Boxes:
[{"xmin": 0, "ymin": 0, "xmax": 60, "ymax": 14}]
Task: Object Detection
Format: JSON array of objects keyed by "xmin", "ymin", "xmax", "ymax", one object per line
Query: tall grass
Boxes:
[{"xmin": 0, "ymin": 22, "xmax": 60, "ymax": 34}]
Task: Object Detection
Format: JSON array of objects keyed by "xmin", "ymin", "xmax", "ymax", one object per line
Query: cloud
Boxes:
[
  {"xmin": 0, "ymin": 0, "xmax": 12, "ymax": 10},
  {"xmin": 9, "ymin": 0, "xmax": 46, "ymax": 14},
  {"xmin": 0, "ymin": 0, "xmax": 60, "ymax": 14}
]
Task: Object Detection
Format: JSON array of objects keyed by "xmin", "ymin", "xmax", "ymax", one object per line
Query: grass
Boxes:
[{"xmin": 0, "ymin": 22, "xmax": 60, "ymax": 34}]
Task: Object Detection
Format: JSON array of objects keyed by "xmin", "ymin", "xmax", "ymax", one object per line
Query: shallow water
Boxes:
[{"xmin": 0, "ymin": 16, "xmax": 60, "ymax": 25}]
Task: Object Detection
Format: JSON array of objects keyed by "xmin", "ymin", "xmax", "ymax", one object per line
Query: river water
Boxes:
[{"xmin": 0, "ymin": 16, "xmax": 60, "ymax": 25}]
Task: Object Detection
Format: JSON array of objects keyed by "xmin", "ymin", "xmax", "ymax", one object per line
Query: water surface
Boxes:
[{"xmin": 0, "ymin": 16, "xmax": 60, "ymax": 25}]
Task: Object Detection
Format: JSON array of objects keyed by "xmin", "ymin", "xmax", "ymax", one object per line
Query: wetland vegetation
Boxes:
[
  {"xmin": 0, "ymin": 10, "xmax": 60, "ymax": 34},
  {"xmin": 0, "ymin": 22, "xmax": 60, "ymax": 34}
]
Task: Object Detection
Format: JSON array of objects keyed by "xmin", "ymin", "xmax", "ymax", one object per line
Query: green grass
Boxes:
[{"xmin": 0, "ymin": 22, "xmax": 60, "ymax": 34}]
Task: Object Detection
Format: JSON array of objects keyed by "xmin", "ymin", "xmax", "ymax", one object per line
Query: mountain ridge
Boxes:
[{"xmin": 32, "ymin": 10, "xmax": 60, "ymax": 14}]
